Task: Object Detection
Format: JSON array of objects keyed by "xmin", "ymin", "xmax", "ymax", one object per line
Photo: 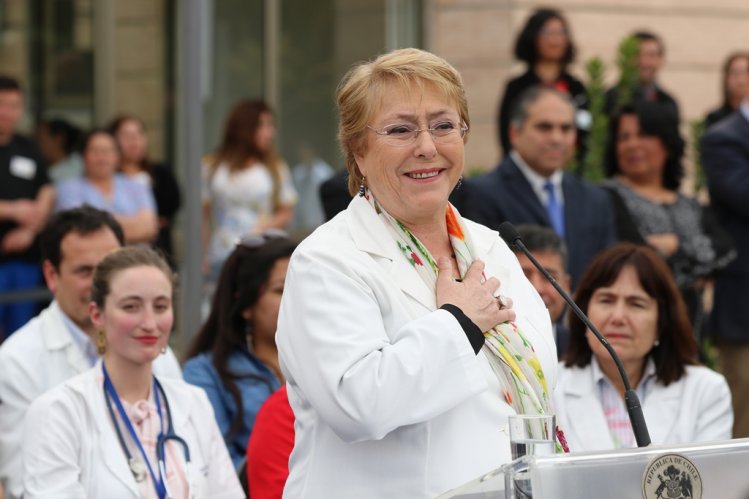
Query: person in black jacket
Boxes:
[
  {"xmin": 108, "ymin": 115, "xmax": 181, "ymax": 266},
  {"xmin": 605, "ymin": 31, "xmax": 680, "ymax": 121},
  {"xmin": 0, "ymin": 75, "xmax": 54, "ymax": 339},
  {"xmin": 701, "ymin": 95, "xmax": 749, "ymax": 437},
  {"xmin": 497, "ymin": 8, "xmax": 588, "ymax": 159},
  {"xmin": 704, "ymin": 52, "xmax": 749, "ymax": 129}
]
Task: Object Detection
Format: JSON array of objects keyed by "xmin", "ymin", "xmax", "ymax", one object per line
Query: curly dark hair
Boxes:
[
  {"xmin": 605, "ymin": 102, "xmax": 685, "ymax": 191},
  {"xmin": 513, "ymin": 8, "xmax": 576, "ymax": 67}
]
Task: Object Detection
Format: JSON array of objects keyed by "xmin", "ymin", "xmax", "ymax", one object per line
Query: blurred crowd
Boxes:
[{"xmin": 0, "ymin": 6, "xmax": 747, "ymax": 498}]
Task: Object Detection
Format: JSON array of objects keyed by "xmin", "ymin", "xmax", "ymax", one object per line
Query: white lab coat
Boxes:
[
  {"xmin": 0, "ymin": 301, "xmax": 182, "ymax": 499},
  {"xmin": 553, "ymin": 363, "xmax": 733, "ymax": 452},
  {"xmin": 22, "ymin": 364, "xmax": 245, "ymax": 499},
  {"xmin": 276, "ymin": 196, "xmax": 557, "ymax": 498}
]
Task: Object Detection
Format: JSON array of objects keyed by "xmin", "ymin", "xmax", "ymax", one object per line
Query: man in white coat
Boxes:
[{"xmin": 0, "ymin": 206, "xmax": 181, "ymax": 498}]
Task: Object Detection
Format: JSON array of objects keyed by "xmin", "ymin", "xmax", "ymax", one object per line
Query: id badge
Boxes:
[{"xmin": 10, "ymin": 156, "xmax": 37, "ymax": 180}]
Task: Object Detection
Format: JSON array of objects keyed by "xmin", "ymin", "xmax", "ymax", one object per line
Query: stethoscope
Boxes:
[{"xmin": 102, "ymin": 362, "xmax": 191, "ymax": 499}]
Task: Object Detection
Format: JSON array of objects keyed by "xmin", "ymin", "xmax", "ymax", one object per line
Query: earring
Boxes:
[
  {"xmin": 654, "ymin": 339, "xmax": 660, "ymax": 347},
  {"xmin": 95, "ymin": 330, "xmax": 107, "ymax": 355},
  {"xmin": 455, "ymin": 175, "xmax": 463, "ymax": 190},
  {"xmin": 358, "ymin": 181, "xmax": 366, "ymax": 197}
]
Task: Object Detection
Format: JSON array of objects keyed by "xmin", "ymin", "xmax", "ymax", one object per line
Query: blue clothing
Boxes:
[
  {"xmin": 459, "ymin": 156, "xmax": 617, "ymax": 288},
  {"xmin": 54, "ymin": 173, "xmax": 156, "ymax": 215},
  {"xmin": 0, "ymin": 261, "xmax": 41, "ymax": 339},
  {"xmin": 183, "ymin": 348, "xmax": 281, "ymax": 467}
]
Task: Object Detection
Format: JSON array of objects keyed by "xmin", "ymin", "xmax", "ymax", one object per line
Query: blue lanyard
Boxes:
[{"xmin": 102, "ymin": 363, "xmax": 168, "ymax": 499}]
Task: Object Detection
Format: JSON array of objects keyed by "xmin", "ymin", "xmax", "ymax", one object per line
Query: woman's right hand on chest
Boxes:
[{"xmin": 436, "ymin": 258, "xmax": 515, "ymax": 332}]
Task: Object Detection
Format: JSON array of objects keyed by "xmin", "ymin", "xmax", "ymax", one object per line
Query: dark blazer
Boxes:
[
  {"xmin": 701, "ymin": 110, "xmax": 749, "ymax": 341},
  {"xmin": 461, "ymin": 156, "xmax": 617, "ymax": 288},
  {"xmin": 604, "ymin": 83, "xmax": 680, "ymax": 121},
  {"xmin": 705, "ymin": 105, "xmax": 734, "ymax": 129},
  {"xmin": 497, "ymin": 69, "xmax": 587, "ymax": 158}
]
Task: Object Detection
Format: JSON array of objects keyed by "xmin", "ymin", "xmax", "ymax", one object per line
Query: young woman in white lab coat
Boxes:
[{"xmin": 22, "ymin": 247, "xmax": 245, "ymax": 499}]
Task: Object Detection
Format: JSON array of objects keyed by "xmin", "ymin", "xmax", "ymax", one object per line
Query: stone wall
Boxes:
[
  {"xmin": 105, "ymin": 0, "xmax": 168, "ymax": 160},
  {"xmin": 426, "ymin": 0, "xmax": 749, "ymax": 176}
]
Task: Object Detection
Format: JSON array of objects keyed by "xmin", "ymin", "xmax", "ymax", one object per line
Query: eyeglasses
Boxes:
[
  {"xmin": 236, "ymin": 229, "xmax": 289, "ymax": 249},
  {"xmin": 367, "ymin": 120, "xmax": 469, "ymax": 146}
]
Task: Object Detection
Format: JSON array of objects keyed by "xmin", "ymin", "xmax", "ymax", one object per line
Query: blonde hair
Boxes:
[{"xmin": 336, "ymin": 48, "xmax": 470, "ymax": 196}]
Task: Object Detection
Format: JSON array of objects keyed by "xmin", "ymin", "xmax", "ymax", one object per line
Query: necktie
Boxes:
[{"xmin": 544, "ymin": 180, "xmax": 565, "ymax": 237}]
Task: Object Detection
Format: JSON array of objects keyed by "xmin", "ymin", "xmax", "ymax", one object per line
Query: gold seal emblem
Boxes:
[{"xmin": 642, "ymin": 453, "xmax": 702, "ymax": 499}]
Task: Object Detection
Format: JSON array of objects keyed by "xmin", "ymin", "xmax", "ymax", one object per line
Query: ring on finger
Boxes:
[{"xmin": 496, "ymin": 294, "xmax": 510, "ymax": 309}]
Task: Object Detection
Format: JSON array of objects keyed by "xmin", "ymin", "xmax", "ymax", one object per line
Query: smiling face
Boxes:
[
  {"xmin": 585, "ymin": 265, "xmax": 658, "ymax": 371},
  {"xmin": 615, "ymin": 114, "xmax": 667, "ymax": 184},
  {"xmin": 84, "ymin": 132, "xmax": 120, "ymax": 180},
  {"xmin": 354, "ymin": 81, "xmax": 465, "ymax": 227},
  {"xmin": 91, "ymin": 265, "xmax": 173, "ymax": 368},
  {"xmin": 43, "ymin": 228, "xmax": 122, "ymax": 334}
]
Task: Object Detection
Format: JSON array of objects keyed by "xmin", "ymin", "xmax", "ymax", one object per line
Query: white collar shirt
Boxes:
[
  {"xmin": 591, "ymin": 355, "xmax": 657, "ymax": 448},
  {"xmin": 60, "ymin": 309, "xmax": 99, "ymax": 367},
  {"xmin": 741, "ymin": 101, "xmax": 749, "ymax": 122},
  {"xmin": 511, "ymin": 150, "xmax": 565, "ymax": 208}
]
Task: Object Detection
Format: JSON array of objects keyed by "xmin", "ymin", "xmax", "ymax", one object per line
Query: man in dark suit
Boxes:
[
  {"xmin": 463, "ymin": 85, "xmax": 616, "ymax": 287},
  {"xmin": 604, "ymin": 31, "xmax": 680, "ymax": 120},
  {"xmin": 701, "ymin": 98, "xmax": 749, "ymax": 438},
  {"xmin": 513, "ymin": 225, "xmax": 571, "ymax": 358}
]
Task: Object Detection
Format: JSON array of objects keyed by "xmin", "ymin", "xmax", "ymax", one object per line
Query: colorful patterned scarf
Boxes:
[{"xmin": 366, "ymin": 194, "xmax": 566, "ymax": 451}]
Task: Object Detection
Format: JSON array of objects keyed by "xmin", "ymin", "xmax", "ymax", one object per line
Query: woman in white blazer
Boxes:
[
  {"xmin": 553, "ymin": 243, "xmax": 733, "ymax": 452},
  {"xmin": 22, "ymin": 247, "xmax": 244, "ymax": 499},
  {"xmin": 276, "ymin": 48, "xmax": 559, "ymax": 499}
]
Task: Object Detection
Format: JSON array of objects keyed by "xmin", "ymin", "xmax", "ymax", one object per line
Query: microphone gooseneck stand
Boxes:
[{"xmin": 499, "ymin": 222, "xmax": 651, "ymax": 448}]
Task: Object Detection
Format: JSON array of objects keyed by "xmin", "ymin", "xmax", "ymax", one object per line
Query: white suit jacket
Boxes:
[
  {"xmin": 553, "ymin": 363, "xmax": 733, "ymax": 452},
  {"xmin": 0, "ymin": 301, "xmax": 182, "ymax": 498},
  {"xmin": 276, "ymin": 196, "xmax": 557, "ymax": 498},
  {"xmin": 22, "ymin": 365, "xmax": 245, "ymax": 499}
]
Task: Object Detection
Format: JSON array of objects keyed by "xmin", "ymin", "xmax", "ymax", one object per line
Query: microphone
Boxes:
[{"xmin": 498, "ymin": 222, "xmax": 651, "ymax": 448}]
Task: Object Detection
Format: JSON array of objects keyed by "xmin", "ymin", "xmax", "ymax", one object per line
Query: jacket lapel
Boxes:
[
  {"xmin": 347, "ymin": 196, "xmax": 436, "ymax": 310},
  {"xmin": 500, "ymin": 159, "xmax": 550, "ymax": 225},
  {"xmin": 82, "ymin": 369, "xmax": 140, "ymax": 497},
  {"xmin": 642, "ymin": 379, "xmax": 682, "ymax": 445},
  {"xmin": 561, "ymin": 367, "xmax": 614, "ymax": 451},
  {"xmin": 42, "ymin": 302, "xmax": 90, "ymax": 374}
]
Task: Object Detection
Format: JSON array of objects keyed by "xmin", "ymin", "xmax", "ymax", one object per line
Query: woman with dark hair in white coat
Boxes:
[
  {"xmin": 22, "ymin": 247, "xmax": 244, "ymax": 498},
  {"xmin": 554, "ymin": 243, "xmax": 732, "ymax": 451}
]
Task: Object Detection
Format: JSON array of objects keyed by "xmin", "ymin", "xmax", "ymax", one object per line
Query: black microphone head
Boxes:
[{"xmin": 498, "ymin": 222, "xmax": 520, "ymax": 247}]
